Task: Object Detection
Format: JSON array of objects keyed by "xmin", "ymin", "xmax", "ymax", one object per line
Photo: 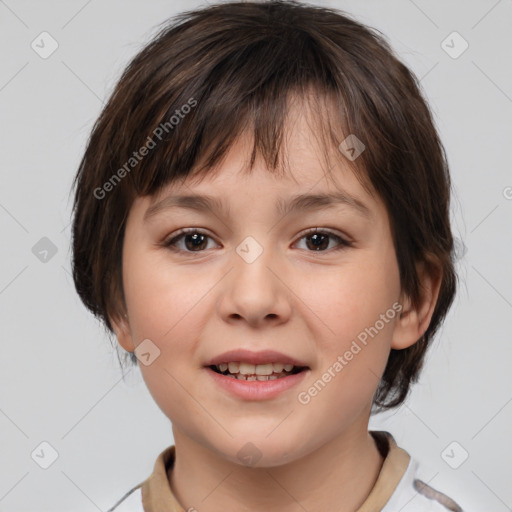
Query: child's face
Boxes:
[{"xmin": 115, "ymin": 110, "xmax": 405, "ymax": 466}]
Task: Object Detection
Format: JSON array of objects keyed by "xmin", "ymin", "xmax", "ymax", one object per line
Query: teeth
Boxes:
[
  {"xmin": 255, "ymin": 363, "xmax": 274, "ymax": 375},
  {"xmin": 239, "ymin": 362, "xmax": 256, "ymax": 375},
  {"xmin": 236, "ymin": 373, "xmax": 282, "ymax": 381},
  {"xmin": 228, "ymin": 362, "xmax": 240, "ymax": 373},
  {"xmin": 214, "ymin": 361, "xmax": 302, "ymax": 378}
]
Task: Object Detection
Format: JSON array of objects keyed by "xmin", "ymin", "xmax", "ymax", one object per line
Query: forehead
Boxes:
[{"xmin": 143, "ymin": 131, "xmax": 381, "ymax": 227}]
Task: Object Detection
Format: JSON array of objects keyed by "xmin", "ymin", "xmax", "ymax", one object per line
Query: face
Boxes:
[{"xmin": 114, "ymin": 110, "xmax": 411, "ymax": 468}]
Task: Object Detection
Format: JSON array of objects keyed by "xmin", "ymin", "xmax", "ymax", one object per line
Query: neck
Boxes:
[{"xmin": 168, "ymin": 420, "xmax": 384, "ymax": 512}]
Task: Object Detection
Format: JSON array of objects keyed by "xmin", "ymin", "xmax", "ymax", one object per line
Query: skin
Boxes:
[{"xmin": 112, "ymin": 106, "xmax": 442, "ymax": 512}]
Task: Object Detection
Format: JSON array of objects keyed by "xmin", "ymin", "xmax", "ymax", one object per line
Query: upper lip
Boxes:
[{"xmin": 204, "ymin": 349, "xmax": 309, "ymax": 368}]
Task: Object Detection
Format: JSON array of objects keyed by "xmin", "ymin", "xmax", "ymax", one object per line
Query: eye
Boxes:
[
  {"xmin": 294, "ymin": 228, "xmax": 351, "ymax": 252},
  {"xmin": 163, "ymin": 228, "xmax": 217, "ymax": 253},
  {"xmin": 163, "ymin": 227, "xmax": 351, "ymax": 254}
]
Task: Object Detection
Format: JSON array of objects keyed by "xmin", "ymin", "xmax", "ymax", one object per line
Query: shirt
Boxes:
[{"xmin": 107, "ymin": 430, "xmax": 465, "ymax": 512}]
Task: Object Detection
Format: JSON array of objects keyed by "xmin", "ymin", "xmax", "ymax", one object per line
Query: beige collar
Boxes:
[{"xmin": 141, "ymin": 430, "xmax": 410, "ymax": 511}]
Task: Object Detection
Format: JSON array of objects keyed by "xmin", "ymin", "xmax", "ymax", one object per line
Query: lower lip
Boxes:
[{"xmin": 205, "ymin": 367, "xmax": 309, "ymax": 401}]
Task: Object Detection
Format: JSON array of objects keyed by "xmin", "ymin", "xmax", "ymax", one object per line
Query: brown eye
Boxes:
[
  {"xmin": 295, "ymin": 229, "xmax": 351, "ymax": 252},
  {"xmin": 163, "ymin": 227, "xmax": 351, "ymax": 255},
  {"xmin": 164, "ymin": 229, "xmax": 216, "ymax": 252}
]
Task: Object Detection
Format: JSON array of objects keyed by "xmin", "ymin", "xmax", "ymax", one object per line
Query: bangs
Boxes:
[
  {"xmin": 110, "ymin": 11, "xmax": 375, "ymax": 202},
  {"xmin": 138, "ymin": 86, "xmax": 371, "ymax": 197}
]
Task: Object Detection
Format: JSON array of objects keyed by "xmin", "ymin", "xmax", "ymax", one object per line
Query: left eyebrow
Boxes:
[
  {"xmin": 143, "ymin": 190, "xmax": 373, "ymax": 222},
  {"xmin": 276, "ymin": 191, "xmax": 373, "ymax": 220}
]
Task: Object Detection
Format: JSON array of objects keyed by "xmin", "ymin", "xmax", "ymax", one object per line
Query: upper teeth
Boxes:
[{"xmin": 216, "ymin": 362, "xmax": 295, "ymax": 375}]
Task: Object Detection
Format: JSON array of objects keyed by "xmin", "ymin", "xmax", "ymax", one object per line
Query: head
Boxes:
[{"xmin": 71, "ymin": 0, "xmax": 457, "ymax": 465}]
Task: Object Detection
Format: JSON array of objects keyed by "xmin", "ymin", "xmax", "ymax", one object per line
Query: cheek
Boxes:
[
  {"xmin": 122, "ymin": 245, "xmax": 206, "ymax": 344},
  {"xmin": 303, "ymin": 249, "xmax": 400, "ymax": 348},
  {"xmin": 296, "ymin": 241, "xmax": 401, "ymax": 413},
  {"xmin": 122, "ymin": 249, "xmax": 210, "ymax": 421},
  {"xmin": 296, "ymin": 272, "xmax": 400, "ymax": 430}
]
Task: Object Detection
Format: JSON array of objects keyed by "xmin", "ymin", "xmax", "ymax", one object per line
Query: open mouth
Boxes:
[{"xmin": 209, "ymin": 362, "xmax": 308, "ymax": 381}]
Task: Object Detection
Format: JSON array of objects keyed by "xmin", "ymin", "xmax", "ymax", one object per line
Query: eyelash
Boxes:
[{"xmin": 162, "ymin": 227, "xmax": 352, "ymax": 254}]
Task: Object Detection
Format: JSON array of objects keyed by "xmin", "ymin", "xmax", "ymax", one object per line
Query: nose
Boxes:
[{"xmin": 217, "ymin": 241, "xmax": 292, "ymax": 328}]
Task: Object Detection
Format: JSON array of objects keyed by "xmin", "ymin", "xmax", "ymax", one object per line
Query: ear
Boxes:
[
  {"xmin": 110, "ymin": 312, "xmax": 136, "ymax": 353},
  {"xmin": 392, "ymin": 257, "xmax": 443, "ymax": 350}
]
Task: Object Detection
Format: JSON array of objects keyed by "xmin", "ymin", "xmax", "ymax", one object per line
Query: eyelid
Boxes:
[{"xmin": 296, "ymin": 226, "xmax": 351, "ymax": 242}]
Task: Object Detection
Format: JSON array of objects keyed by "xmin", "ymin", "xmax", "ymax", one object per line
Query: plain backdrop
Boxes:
[{"xmin": 1, "ymin": 0, "xmax": 511, "ymax": 511}]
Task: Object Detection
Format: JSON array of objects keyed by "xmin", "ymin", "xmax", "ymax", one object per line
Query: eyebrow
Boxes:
[{"xmin": 143, "ymin": 190, "xmax": 372, "ymax": 222}]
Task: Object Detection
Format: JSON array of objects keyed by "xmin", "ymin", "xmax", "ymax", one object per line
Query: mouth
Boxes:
[
  {"xmin": 203, "ymin": 349, "xmax": 311, "ymax": 399},
  {"xmin": 208, "ymin": 362, "xmax": 308, "ymax": 381}
]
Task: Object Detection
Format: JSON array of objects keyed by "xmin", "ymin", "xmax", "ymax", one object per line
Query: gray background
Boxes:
[{"xmin": 1, "ymin": 0, "xmax": 511, "ymax": 510}]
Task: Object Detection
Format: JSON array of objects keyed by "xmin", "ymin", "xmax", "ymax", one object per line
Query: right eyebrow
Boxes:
[{"xmin": 144, "ymin": 194, "xmax": 230, "ymax": 222}]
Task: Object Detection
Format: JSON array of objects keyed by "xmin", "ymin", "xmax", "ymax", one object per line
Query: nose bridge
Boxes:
[
  {"xmin": 232, "ymin": 233, "xmax": 277, "ymax": 296},
  {"xmin": 235, "ymin": 234, "xmax": 267, "ymax": 267},
  {"xmin": 218, "ymin": 233, "xmax": 291, "ymax": 326}
]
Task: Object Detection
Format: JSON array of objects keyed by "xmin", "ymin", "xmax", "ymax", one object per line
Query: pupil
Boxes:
[
  {"xmin": 308, "ymin": 233, "xmax": 328, "ymax": 251},
  {"xmin": 186, "ymin": 233, "xmax": 206, "ymax": 251}
]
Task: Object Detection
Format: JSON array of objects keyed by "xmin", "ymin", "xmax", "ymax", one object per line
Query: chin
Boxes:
[{"xmin": 220, "ymin": 433, "xmax": 304, "ymax": 468}]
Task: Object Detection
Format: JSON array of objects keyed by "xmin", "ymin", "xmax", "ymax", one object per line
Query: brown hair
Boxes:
[{"xmin": 70, "ymin": 0, "xmax": 457, "ymax": 410}]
